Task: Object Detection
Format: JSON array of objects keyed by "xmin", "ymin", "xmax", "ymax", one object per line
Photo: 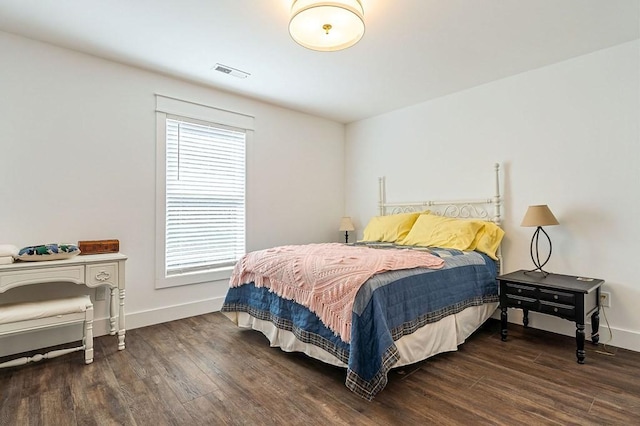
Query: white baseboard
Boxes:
[
  {"xmin": 124, "ymin": 297, "xmax": 225, "ymax": 330},
  {"xmin": 495, "ymin": 308, "xmax": 640, "ymax": 353},
  {"xmin": 4, "ymin": 300, "xmax": 637, "ymax": 359}
]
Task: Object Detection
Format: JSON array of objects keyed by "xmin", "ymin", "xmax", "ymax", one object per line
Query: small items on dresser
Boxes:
[
  {"xmin": 0, "ymin": 244, "xmax": 19, "ymax": 264},
  {"xmin": 16, "ymin": 243, "xmax": 81, "ymax": 261},
  {"xmin": 78, "ymin": 239, "xmax": 120, "ymax": 255}
]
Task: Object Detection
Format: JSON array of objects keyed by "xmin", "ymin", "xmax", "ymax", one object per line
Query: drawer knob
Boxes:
[
  {"xmin": 518, "ymin": 289, "xmax": 522, "ymax": 293},
  {"xmin": 554, "ymin": 295, "xmax": 558, "ymax": 300},
  {"xmin": 96, "ymin": 271, "xmax": 111, "ymax": 282},
  {"xmin": 517, "ymin": 300, "xmax": 521, "ymax": 305},
  {"xmin": 554, "ymin": 307, "xmax": 558, "ymax": 313}
]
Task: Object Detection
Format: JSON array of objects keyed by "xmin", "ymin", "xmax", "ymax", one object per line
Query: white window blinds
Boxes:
[{"xmin": 165, "ymin": 116, "xmax": 246, "ymax": 276}]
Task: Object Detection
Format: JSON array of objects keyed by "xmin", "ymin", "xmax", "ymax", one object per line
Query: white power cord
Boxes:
[{"xmin": 594, "ymin": 303, "xmax": 615, "ymax": 356}]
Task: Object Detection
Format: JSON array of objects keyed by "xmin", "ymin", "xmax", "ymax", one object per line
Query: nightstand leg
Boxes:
[
  {"xmin": 591, "ymin": 310, "xmax": 600, "ymax": 345},
  {"xmin": 500, "ymin": 306, "xmax": 508, "ymax": 341},
  {"xmin": 523, "ymin": 309, "xmax": 529, "ymax": 328},
  {"xmin": 576, "ymin": 323, "xmax": 586, "ymax": 364}
]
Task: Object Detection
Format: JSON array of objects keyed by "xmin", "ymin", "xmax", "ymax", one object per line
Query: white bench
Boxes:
[{"xmin": 0, "ymin": 295, "xmax": 94, "ymax": 368}]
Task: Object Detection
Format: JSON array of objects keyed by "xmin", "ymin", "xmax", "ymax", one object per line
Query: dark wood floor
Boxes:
[{"xmin": 1, "ymin": 312, "xmax": 639, "ymax": 425}]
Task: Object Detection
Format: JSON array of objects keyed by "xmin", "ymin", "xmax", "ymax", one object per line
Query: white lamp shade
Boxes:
[
  {"xmin": 521, "ymin": 205, "xmax": 559, "ymax": 227},
  {"xmin": 289, "ymin": 0, "xmax": 365, "ymax": 51},
  {"xmin": 339, "ymin": 216, "xmax": 355, "ymax": 231}
]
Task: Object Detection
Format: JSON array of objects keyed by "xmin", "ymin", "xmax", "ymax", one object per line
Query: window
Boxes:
[
  {"xmin": 166, "ymin": 117, "xmax": 246, "ymax": 274},
  {"xmin": 156, "ymin": 96, "xmax": 253, "ymax": 288}
]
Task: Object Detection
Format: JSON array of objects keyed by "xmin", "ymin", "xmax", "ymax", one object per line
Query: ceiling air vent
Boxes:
[{"xmin": 213, "ymin": 63, "xmax": 250, "ymax": 79}]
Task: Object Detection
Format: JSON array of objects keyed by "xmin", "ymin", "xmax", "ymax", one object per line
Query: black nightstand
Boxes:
[{"xmin": 497, "ymin": 270, "xmax": 604, "ymax": 364}]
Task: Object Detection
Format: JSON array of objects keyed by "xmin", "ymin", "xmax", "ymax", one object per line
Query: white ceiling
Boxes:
[{"xmin": 1, "ymin": 0, "xmax": 638, "ymax": 123}]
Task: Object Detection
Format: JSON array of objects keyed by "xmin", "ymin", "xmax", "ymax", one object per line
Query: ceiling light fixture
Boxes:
[{"xmin": 289, "ymin": 0, "xmax": 365, "ymax": 52}]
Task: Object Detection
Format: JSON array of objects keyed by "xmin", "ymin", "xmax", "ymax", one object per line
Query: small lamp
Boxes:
[
  {"xmin": 521, "ymin": 205, "xmax": 559, "ymax": 277},
  {"xmin": 339, "ymin": 217, "xmax": 355, "ymax": 244}
]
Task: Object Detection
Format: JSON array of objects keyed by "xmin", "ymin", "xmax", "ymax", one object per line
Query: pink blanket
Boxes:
[{"xmin": 229, "ymin": 243, "xmax": 444, "ymax": 343}]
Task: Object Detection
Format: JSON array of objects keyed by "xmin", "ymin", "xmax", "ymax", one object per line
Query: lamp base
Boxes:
[
  {"xmin": 528, "ymin": 226, "xmax": 553, "ymax": 278},
  {"xmin": 524, "ymin": 268, "xmax": 549, "ymax": 278},
  {"xmin": 344, "ymin": 231, "xmax": 349, "ymax": 244}
]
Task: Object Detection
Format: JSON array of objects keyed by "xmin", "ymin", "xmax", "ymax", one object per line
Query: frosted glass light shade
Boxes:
[
  {"xmin": 289, "ymin": 0, "xmax": 365, "ymax": 51},
  {"xmin": 520, "ymin": 205, "xmax": 559, "ymax": 227}
]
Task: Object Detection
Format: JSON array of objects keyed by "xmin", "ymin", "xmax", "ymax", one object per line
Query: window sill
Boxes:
[{"xmin": 155, "ymin": 266, "xmax": 234, "ymax": 289}]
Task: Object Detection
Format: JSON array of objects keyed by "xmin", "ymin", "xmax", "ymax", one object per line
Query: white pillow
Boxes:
[{"xmin": 0, "ymin": 244, "xmax": 19, "ymax": 257}]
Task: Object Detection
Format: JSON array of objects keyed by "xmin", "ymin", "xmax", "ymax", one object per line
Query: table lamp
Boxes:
[
  {"xmin": 521, "ymin": 205, "xmax": 559, "ymax": 277},
  {"xmin": 339, "ymin": 217, "xmax": 355, "ymax": 244}
]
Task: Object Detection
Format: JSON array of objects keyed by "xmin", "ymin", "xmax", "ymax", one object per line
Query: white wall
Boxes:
[
  {"xmin": 345, "ymin": 40, "xmax": 640, "ymax": 351},
  {"xmin": 0, "ymin": 31, "xmax": 345, "ymax": 355}
]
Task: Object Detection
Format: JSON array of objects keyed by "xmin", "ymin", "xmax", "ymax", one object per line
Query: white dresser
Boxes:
[{"xmin": 0, "ymin": 253, "xmax": 127, "ymax": 350}]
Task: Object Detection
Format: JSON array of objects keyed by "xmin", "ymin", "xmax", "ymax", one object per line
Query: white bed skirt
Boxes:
[{"xmin": 223, "ymin": 302, "xmax": 498, "ymax": 368}]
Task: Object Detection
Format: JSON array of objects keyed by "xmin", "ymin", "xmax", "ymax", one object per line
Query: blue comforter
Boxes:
[{"xmin": 221, "ymin": 246, "xmax": 498, "ymax": 400}]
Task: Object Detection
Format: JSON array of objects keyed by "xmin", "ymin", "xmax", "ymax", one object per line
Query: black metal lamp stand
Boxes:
[{"xmin": 526, "ymin": 226, "xmax": 552, "ymax": 277}]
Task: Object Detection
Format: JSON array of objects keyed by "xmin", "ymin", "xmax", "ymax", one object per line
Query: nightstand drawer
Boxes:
[
  {"xmin": 506, "ymin": 294, "xmax": 537, "ymax": 310},
  {"xmin": 539, "ymin": 289, "xmax": 575, "ymax": 304},
  {"xmin": 504, "ymin": 283, "xmax": 537, "ymax": 298},
  {"xmin": 539, "ymin": 301, "xmax": 575, "ymax": 319}
]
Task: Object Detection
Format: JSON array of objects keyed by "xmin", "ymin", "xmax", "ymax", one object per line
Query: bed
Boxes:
[{"xmin": 222, "ymin": 164, "xmax": 504, "ymax": 400}]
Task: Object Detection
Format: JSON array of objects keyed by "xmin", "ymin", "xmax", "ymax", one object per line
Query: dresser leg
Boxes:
[
  {"xmin": 109, "ymin": 287, "xmax": 118, "ymax": 335},
  {"xmin": 118, "ymin": 288, "xmax": 126, "ymax": 350},
  {"xmin": 591, "ymin": 310, "xmax": 600, "ymax": 345},
  {"xmin": 523, "ymin": 309, "xmax": 529, "ymax": 328},
  {"xmin": 576, "ymin": 323, "xmax": 586, "ymax": 364},
  {"xmin": 500, "ymin": 306, "xmax": 508, "ymax": 341}
]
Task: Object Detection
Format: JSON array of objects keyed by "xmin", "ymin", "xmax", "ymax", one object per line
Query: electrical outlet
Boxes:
[
  {"xmin": 600, "ymin": 291, "xmax": 611, "ymax": 308},
  {"xmin": 95, "ymin": 286, "xmax": 106, "ymax": 301}
]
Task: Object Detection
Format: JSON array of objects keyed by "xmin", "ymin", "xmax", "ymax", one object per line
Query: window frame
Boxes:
[{"xmin": 155, "ymin": 95, "xmax": 254, "ymax": 289}]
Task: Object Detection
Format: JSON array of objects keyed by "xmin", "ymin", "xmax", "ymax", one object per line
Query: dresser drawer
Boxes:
[
  {"xmin": 86, "ymin": 263, "xmax": 118, "ymax": 288},
  {"xmin": 0, "ymin": 266, "xmax": 85, "ymax": 292},
  {"xmin": 504, "ymin": 282, "xmax": 537, "ymax": 299},
  {"xmin": 539, "ymin": 301, "xmax": 575, "ymax": 320},
  {"xmin": 539, "ymin": 289, "xmax": 575, "ymax": 305},
  {"xmin": 506, "ymin": 294, "xmax": 537, "ymax": 310}
]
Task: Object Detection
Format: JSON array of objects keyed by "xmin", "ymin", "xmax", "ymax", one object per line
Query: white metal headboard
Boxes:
[
  {"xmin": 378, "ymin": 163, "xmax": 502, "ymax": 225},
  {"xmin": 378, "ymin": 163, "xmax": 503, "ymax": 273}
]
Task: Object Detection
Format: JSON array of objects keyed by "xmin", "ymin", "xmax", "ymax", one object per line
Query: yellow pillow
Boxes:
[
  {"xmin": 468, "ymin": 221, "xmax": 505, "ymax": 260},
  {"xmin": 398, "ymin": 214, "xmax": 483, "ymax": 250},
  {"xmin": 361, "ymin": 212, "xmax": 420, "ymax": 243}
]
